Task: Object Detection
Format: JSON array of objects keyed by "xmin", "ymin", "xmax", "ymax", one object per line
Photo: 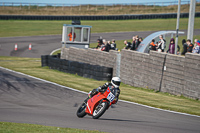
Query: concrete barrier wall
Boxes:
[
  {"xmin": 161, "ymin": 54, "xmax": 185, "ymax": 95},
  {"xmin": 120, "ymin": 49, "xmax": 150, "ymax": 88},
  {"xmin": 61, "ymin": 47, "xmax": 119, "ymax": 76},
  {"xmin": 61, "ymin": 47, "xmax": 200, "ymax": 99},
  {"xmin": 183, "ymin": 53, "xmax": 200, "ymax": 99}
]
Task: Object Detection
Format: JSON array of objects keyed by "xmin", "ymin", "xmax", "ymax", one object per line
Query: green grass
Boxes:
[
  {"xmin": 0, "ymin": 18, "xmax": 200, "ymax": 37},
  {"xmin": 0, "ymin": 56, "xmax": 200, "ymax": 116},
  {"xmin": 0, "ymin": 122, "xmax": 104, "ymax": 133}
]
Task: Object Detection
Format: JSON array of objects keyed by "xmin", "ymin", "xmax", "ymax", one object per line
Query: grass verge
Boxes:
[
  {"xmin": 0, "ymin": 56, "xmax": 200, "ymax": 116},
  {"xmin": 0, "ymin": 18, "xmax": 200, "ymax": 37},
  {"xmin": 0, "ymin": 122, "xmax": 104, "ymax": 133}
]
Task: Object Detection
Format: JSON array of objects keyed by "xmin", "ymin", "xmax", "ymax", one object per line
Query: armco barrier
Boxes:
[
  {"xmin": 41, "ymin": 55, "xmax": 113, "ymax": 81},
  {"xmin": 1, "ymin": 12, "xmax": 199, "ymax": 20}
]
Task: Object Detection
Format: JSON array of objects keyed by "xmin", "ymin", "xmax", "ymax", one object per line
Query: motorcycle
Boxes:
[{"xmin": 77, "ymin": 85, "xmax": 117, "ymax": 119}]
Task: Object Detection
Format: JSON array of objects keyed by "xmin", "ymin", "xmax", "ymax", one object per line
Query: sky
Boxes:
[{"xmin": 0, "ymin": 0, "xmax": 183, "ymax": 5}]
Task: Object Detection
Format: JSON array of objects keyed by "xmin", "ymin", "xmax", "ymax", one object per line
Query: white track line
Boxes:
[
  {"xmin": 50, "ymin": 48, "xmax": 61, "ymax": 55},
  {"xmin": 0, "ymin": 66, "xmax": 199, "ymax": 118}
]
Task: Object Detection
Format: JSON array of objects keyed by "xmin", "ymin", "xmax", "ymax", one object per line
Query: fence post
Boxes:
[
  {"xmin": 20, "ymin": 3, "xmax": 22, "ymax": 10},
  {"xmin": 29, "ymin": 4, "xmax": 30, "ymax": 10},
  {"xmin": 116, "ymin": 53, "xmax": 121, "ymax": 77},
  {"xmin": 159, "ymin": 54, "xmax": 167, "ymax": 92}
]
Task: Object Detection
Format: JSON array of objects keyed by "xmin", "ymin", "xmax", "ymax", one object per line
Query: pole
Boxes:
[
  {"xmin": 175, "ymin": 0, "xmax": 181, "ymax": 55},
  {"xmin": 187, "ymin": 0, "xmax": 196, "ymax": 43}
]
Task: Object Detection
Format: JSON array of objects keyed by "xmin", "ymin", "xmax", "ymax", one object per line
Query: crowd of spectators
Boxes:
[
  {"xmin": 95, "ymin": 34, "xmax": 200, "ymax": 55},
  {"xmin": 95, "ymin": 39, "xmax": 118, "ymax": 52},
  {"xmin": 149, "ymin": 35, "xmax": 200, "ymax": 55},
  {"xmin": 124, "ymin": 35, "xmax": 143, "ymax": 50}
]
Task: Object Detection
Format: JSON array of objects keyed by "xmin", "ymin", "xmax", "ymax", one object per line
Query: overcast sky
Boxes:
[{"xmin": 0, "ymin": 0, "xmax": 184, "ymax": 5}]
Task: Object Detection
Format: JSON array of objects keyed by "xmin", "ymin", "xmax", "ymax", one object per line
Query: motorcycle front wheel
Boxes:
[
  {"xmin": 92, "ymin": 101, "xmax": 109, "ymax": 119},
  {"xmin": 77, "ymin": 103, "xmax": 87, "ymax": 118}
]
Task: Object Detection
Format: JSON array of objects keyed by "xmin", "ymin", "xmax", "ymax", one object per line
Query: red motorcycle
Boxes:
[{"xmin": 77, "ymin": 85, "xmax": 117, "ymax": 119}]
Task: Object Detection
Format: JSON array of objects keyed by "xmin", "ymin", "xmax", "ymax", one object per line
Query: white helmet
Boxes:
[{"xmin": 111, "ymin": 77, "xmax": 121, "ymax": 88}]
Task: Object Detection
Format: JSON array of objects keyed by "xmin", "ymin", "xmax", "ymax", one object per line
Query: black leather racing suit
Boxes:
[{"xmin": 87, "ymin": 82, "xmax": 120, "ymax": 104}]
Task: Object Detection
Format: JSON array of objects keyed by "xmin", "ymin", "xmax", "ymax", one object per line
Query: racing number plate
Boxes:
[{"xmin": 107, "ymin": 92, "xmax": 115, "ymax": 102}]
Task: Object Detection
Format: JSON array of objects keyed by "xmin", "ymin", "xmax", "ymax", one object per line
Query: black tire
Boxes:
[
  {"xmin": 77, "ymin": 103, "xmax": 87, "ymax": 118},
  {"xmin": 92, "ymin": 101, "xmax": 109, "ymax": 119}
]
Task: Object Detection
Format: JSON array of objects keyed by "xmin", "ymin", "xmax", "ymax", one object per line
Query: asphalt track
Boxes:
[
  {"xmin": 0, "ymin": 29, "xmax": 199, "ymax": 58},
  {"xmin": 0, "ymin": 67, "xmax": 200, "ymax": 133}
]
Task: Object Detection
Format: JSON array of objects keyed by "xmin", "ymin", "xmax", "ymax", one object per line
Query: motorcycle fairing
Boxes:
[{"xmin": 85, "ymin": 87, "xmax": 111, "ymax": 115}]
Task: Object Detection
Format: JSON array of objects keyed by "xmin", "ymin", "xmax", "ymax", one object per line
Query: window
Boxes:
[
  {"xmin": 67, "ymin": 27, "xmax": 73, "ymax": 41},
  {"xmin": 82, "ymin": 28, "xmax": 89, "ymax": 42},
  {"xmin": 74, "ymin": 27, "xmax": 81, "ymax": 42}
]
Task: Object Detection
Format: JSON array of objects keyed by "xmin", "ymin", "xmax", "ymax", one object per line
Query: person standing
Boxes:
[
  {"xmin": 187, "ymin": 39, "xmax": 194, "ymax": 53},
  {"xmin": 181, "ymin": 39, "xmax": 187, "ymax": 55},
  {"xmin": 149, "ymin": 39, "xmax": 156, "ymax": 51},
  {"xmin": 110, "ymin": 39, "xmax": 117, "ymax": 50},
  {"xmin": 157, "ymin": 35, "xmax": 166, "ymax": 52},
  {"xmin": 131, "ymin": 36, "xmax": 136, "ymax": 50},
  {"xmin": 124, "ymin": 40, "xmax": 131, "ymax": 50},
  {"xmin": 166, "ymin": 38, "xmax": 175, "ymax": 54}
]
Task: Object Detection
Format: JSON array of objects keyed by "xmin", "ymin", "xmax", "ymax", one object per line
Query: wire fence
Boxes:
[{"xmin": 0, "ymin": 1, "xmax": 199, "ymax": 15}]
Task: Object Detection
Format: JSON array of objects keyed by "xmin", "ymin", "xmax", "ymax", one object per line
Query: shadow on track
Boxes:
[{"xmin": 98, "ymin": 118, "xmax": 154, "ymax": 123}]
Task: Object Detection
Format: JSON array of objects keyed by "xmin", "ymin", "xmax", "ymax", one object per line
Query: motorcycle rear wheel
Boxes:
[
  {"xmin": 77, "ymin": 103, "xmax": 87, "ymax": 118},
  {"xmin": 92, "ymin": 101, "xmax": 109, "ymax": 119}
]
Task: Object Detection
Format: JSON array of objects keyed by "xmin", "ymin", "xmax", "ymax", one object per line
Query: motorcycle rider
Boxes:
[{"xmin": 84, "ymin": 77, "xmax": 121, "ymax": 104}]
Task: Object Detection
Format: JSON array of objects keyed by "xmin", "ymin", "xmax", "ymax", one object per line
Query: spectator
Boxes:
[
  {"xmin": 193, "ymin": 44, "xmax": 200, "ymax": 54},
  {"xmin": 138, "ymin": 37, "xmax": 143, "ymax": 45},
  {"xmin": 100, "ymin": 39, "xmax": 106, "ymax": 49},
  {"xmin": 101, "ymin": 39, "xmax": 109, "ymax": 52},
  {"xmin": 110, "ymin": 39, "xmax": 117, "ymax": 50},
  {"xmin": 181, "ymin": 39, "xmax": 187, "ymax": 55},
  {"xmin": 166, "ymin": 38, "xmax": 175, "ymax": 54},
  {"xmin": 194, "ymin": 39, "xmax": 200, "ymax": 47},
  {"xmin": 157, "ymin": 35, "xmax": 166, "ymax": 52},
  {"xmin": 193, "ymin": 39, "xmax": 200, "ymax": 54},
  {"xmin": 135, "ymin": 35, "xmax": 140, "ymax": 49},
  {"xmin": 187, "ymin": 39, "xmax": 194, "ymax": 53},
  {"xmin": 107, "ymin": 41, "xmax": 111, "ymax": 51},
  {"xmin": 131, "ymin": 36, "xmax": 136, "ymax": 50},
  {"xmin": 96, "ymin": 39, "xmax": 102, "ymax": 49},
  {"xmin": 124, "ymin": 40, "xmax": 131, "ymax": 50},
  {"xmin": 149, "ymin": 39, "xmax": 156, "ymax": 51}
]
